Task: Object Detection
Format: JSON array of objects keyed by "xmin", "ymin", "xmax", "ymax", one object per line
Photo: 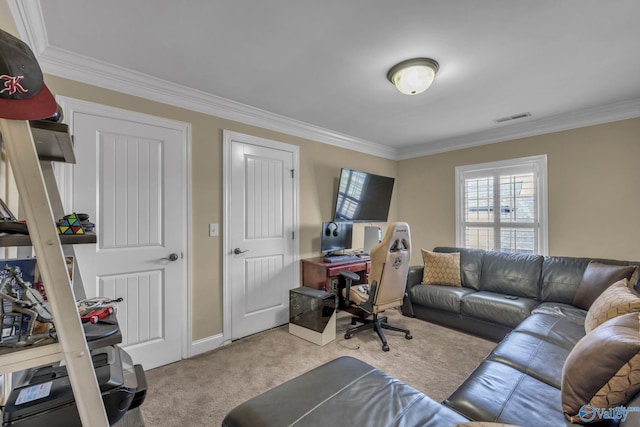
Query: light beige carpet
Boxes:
[{"xmin": 141, "ymin": 309, "xmax": 495, "ymax": 427}]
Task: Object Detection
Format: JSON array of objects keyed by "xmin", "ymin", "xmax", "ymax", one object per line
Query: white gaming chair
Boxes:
[{"xmin": 342, "ymin": 222, "xmax": 413, "ymax": 351}]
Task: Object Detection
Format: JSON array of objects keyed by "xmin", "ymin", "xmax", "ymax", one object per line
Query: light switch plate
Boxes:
[{"xmin": 209, "ymin": 223, "xmax": 219, "ymax": 237}]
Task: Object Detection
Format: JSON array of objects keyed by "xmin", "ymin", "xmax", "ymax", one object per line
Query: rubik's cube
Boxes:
[{"xmin": 57, "ymin": 213, "xmax": 85, "ymax": 235}]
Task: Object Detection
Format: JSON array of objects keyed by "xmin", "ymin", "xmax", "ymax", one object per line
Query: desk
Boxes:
[{"xmin": 301, "ymin": 256, "xmax": 370, "ymax": 293}]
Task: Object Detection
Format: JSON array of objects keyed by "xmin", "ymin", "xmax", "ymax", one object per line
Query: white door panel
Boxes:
[
  {"xmin": 98, "ymin": 271, "xmax": 162, "ymax": 346},
  {"xmin": 97, "ymin": 133, "xmax": 162, "ymax": 248},
  {"xmin": 227, "ymin": 134, "xmax": 298, "ymax": 340},
  {"xmin": 71, "ymin": 110, "xmax": 186, "ymax": 369}
]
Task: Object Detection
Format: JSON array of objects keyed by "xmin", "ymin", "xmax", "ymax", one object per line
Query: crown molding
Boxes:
[
  {"xmin": 396, "ymin": 98, "xmax": 640, "ymax": 160},
  {"xmin": 8, "ymin": 0, "xmax": 640, "ymax": 162},
  {"xmin": 38, "ymin": 45, "xmax": 397, "ymax": 159}
]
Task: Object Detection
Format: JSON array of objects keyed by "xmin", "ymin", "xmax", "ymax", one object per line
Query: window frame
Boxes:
[{"xmin": 455, "ymin": 155, "xmax": 548, "ymax": 255}]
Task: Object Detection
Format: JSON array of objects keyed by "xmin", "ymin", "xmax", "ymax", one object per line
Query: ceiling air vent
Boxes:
[{"xmin": 494, "ymin": 112, "xmax": 532, "ymax": 123}]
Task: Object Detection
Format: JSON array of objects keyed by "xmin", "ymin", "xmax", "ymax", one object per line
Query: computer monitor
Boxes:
[{"xmin": 320, "ymin": 221, "xmax": 353, "ymax": 254}]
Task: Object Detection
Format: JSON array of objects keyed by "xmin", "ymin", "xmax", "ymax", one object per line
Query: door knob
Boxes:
[
  {"xmin": 162, "ymin": 253, "xmax": 179, "ymax": 261},
  {"xmin": 233, "ymin": 248, "xmax": 249, "ymax": 255}
]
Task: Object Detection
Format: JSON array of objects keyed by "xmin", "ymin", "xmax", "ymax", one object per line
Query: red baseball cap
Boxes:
[{"xmin": 0, "ymin": 29, "xmax": 57, "ymax": 120}]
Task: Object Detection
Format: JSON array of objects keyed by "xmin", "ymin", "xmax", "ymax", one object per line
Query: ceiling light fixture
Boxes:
[{"xmin": 387, "ymin": 58, "xmax": 439, "ymax": 95}]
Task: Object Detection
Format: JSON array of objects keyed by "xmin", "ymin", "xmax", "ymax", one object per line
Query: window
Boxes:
[{"xmin": 455, "ymin": 155, "xmax": 548, "ymax": 255}]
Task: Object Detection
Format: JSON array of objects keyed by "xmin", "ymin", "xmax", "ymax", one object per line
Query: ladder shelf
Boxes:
[{"xmin": 0, "ymin": 118, "xmax": 109, "ymax": 426}]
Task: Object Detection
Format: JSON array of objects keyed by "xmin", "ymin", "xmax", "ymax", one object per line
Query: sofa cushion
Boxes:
[
  {"xmin": 487, "ymin": 330, "xmax": 571, "ymax": 388},
  {"xmin": 585, "ymin": 279, "xmax": 640, "ymax": 332},
  {"xmin": 562, "ymin": 313, "xmax": 640, "ymax": 424},
  {"xmin": 434, "ymin": 247, "xmax": 485, "ymax": 290},
  {"xmin": 573, "ymin": 262, "xmax": 636, "ymax": 310},
  {"xmin": 512, "ymin": 312, "xmax": 586, "ymax": 350},
  {"xmin": 461, "ymin": 292, "xmax": 538, "ymax": 328},
  {"xmin": 410, "ymin": 284, "xmax": 475, "ymax": 313},
  {"xmin": 540, "ymin": 256, "xmax": 590, "ymax": 304},
  {"xmin": 445, "ymin": 360, "xmax": 569, "ymax": 426},
  {"xmin": 478, "ymin": 251, "xmax": 543, "ymax": 299},
  {"xmin": 394, "ymin": 398, "xmax": 471, "ymax": 427},
  {"xmin": 531, "ymin": 302, "xmax": 587, "ymax": 324},
  {"xmin": 421, "ymin": 249, "xmax": 461, "ymax": 286}
]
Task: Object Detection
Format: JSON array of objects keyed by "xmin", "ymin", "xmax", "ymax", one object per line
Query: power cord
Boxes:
[{"xmin": 337, "ymin": 339, "xmax": 360, "ymax": 350}]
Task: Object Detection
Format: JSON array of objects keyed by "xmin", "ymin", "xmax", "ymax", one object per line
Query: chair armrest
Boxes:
[{"xmin": 340, "ymin": 270, "xmax": 360, "ymax": 306}]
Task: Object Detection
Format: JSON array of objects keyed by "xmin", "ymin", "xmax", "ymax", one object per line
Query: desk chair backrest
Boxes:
[{"xmin": 368, "ymin": 222, "xmax": 411, "ymax": 313}]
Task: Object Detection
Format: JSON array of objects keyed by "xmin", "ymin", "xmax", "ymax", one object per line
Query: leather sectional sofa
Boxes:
[
  {"xmin": 223, "ymin": 248, "xmax": 640, "ymax": 426},
  {"xmin": 402, "ymin": 247, "xmax": 639, "ymax": 342}
]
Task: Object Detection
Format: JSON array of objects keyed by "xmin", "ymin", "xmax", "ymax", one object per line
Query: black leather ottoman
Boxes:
[{"xmin": 222, "ymin": 356, "xmax": 469, "ymax": 427}]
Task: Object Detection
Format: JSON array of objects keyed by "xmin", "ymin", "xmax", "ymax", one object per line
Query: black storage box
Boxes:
[{"xmin": 289, "ymin": 287, "xmax": 336, "ymax": 345}]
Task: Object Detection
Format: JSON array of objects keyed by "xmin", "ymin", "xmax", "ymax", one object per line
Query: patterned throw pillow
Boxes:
[
  {"xmin": 584, "ymin": 279, "xmax": 640, "ymax": 332},
  {"xmin": 562, "ymin": 312, "xmax": 640, "ymax": 424},
  {"xmin": 421, "ymin": 250, "xmax": 461, "ymax": 287}
]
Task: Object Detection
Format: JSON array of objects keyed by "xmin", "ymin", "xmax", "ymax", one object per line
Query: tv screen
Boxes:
[{"xmin": 333, "ymin": 168, "xmax": 394, "ymax": 222}]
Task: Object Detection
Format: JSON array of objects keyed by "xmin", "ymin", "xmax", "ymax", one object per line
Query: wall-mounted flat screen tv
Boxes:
[{"xmin": 333, "ymin": 168, "xmax": 395, "ymax": 222}]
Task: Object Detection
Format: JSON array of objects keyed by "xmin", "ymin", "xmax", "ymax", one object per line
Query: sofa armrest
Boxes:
[
  {"xmin": 401, "ymin": 265, "xmax": 424, "ymax": 317},
  {"xmin": 407, "ymin": 265, "xmax": 424, "ymax": 290}
]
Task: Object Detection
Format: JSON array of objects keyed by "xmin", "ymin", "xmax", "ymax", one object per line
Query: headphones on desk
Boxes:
[{"xmin": 325, "ymin": 221, "xmax": 339, "ymax": 236}]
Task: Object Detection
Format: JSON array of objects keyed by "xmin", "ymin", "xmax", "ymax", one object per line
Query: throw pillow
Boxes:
[
  {"xmin": 572, "ymin": 262, "xmax": 636, "ymax": 310},
  {"xmin": 562, "ymin": 312, "xmax": 640, "ymax": 424},
  {"xmin": 421, "ymin": 249, "xmax": 461, "ymax": 286},
  {"xmin": 585, "ymin": 279, "xmax": 640, "ymax": 332}
]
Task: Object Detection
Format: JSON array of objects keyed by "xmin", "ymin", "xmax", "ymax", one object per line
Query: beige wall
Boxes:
[{"xmin": 398, "ymin": 118, "xmax": 640, "ymax": 265}]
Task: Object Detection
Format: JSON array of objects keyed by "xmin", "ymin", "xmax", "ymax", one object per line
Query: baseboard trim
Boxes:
[{"xmin": 189, "ymin": 333, "xmax": 226, "ymax": 357}]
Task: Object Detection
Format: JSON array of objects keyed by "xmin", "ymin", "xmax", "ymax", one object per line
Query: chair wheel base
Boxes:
[{"xmin": 343, "ymin": 312, "xmax": 412, "ymax": 352}]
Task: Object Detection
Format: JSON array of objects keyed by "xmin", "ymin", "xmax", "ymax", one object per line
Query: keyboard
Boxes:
[{"xmin": 323, "ymin": 255, "xmax": 359, "ymax": 263}]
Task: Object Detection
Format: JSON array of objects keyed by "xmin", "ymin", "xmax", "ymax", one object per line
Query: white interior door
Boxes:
[
  {"xmin": 226, "ymin": 132, "xmax": 298, "ymax": 340},
  {"xmin": 69, "ymin": 107, "xmax": 188, "ymax": 370}
]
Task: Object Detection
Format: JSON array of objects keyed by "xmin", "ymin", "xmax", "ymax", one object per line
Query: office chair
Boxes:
[{"xmin": 342, "ymin": 222, "xmax": 412, "ymax": 351}]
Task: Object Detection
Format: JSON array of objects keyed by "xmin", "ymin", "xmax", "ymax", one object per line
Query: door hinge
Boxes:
[
  {"xmin": 290, "ymin": 169, "xmax": 294, "ymax": 178},
  {"xmin": 292, "ymin": 231, "xmax": 295, "ymax": 240}
]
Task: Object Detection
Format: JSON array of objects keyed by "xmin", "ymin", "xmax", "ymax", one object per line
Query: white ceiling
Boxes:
[{"xmin": 9, "ymin": 0, "xmax": 640, "ymax": 159}]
